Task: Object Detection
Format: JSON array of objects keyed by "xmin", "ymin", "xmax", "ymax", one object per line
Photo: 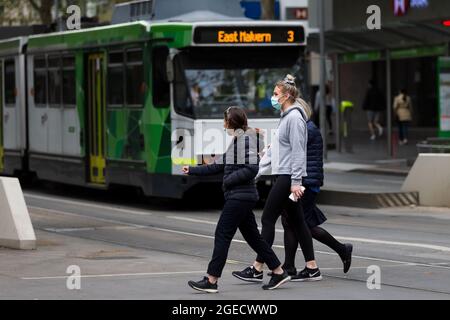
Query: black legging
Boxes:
[
  {"xmin": 256, "ymin": 175, "xmax": 315, "ymax": 264},
  {"xmin": 282, "ymin": 214, "xmax": 346, "ymax": 270}
]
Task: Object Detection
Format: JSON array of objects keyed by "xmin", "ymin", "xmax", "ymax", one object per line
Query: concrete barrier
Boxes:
[
  {"xmin": 402, "ymin": 154, "xmax": 450, "ymax": 207},
  {"xmin": 0, "ymin": 177, "xmax": 36, "ymax": 249}
]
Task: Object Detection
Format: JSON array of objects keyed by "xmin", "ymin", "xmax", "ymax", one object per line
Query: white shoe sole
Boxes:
[
  {"xmin": 291, "ymin": 275, "xmax": 323, "ymax": 282},
  {"xmin": 264, "ymin": 276, "xmax": 291, "ymax": 290},
  {"xmin": 189, "ymin": 284, "xmax": 218, "ymax": 293},
  {"xmin": 232, "ymin": 273, "xmax": 263, "ymax": 283}
]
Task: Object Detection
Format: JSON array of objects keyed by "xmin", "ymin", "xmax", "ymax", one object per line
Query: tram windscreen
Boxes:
[{"xmin": 174, "ymin": 47, "xmax": 304, "ymax": 119}]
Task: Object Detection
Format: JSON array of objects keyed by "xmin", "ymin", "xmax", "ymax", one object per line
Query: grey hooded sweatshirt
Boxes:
[{"xmin": 266, "ymin": 101, "xmax": 308, "ymax": 186}]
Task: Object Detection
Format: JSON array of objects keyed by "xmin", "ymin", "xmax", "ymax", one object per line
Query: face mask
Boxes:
[
  {"xmin": 270, "ymin": 95, "xmax": 284, "ymax": 110},
  {"xmin": 271, "ymin": 96, "xmax": 282, "ymax": 110}
]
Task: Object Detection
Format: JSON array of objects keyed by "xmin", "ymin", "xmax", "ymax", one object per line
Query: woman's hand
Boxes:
[
  {"xmin": 182, "ymin": 166, "xmax": 189, "ymax": 174},
  {"xmin": 291, "ymin": 185, "xmax": 305, "ymax": 199}
]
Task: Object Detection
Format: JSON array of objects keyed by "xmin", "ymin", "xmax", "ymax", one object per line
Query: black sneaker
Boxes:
[
  {"xmin": 340, "ymin": 243, "xmax": 353, "ymax": 274},
  {"xmin": 232, "ymin": 266, "xmax": 263, "ymax": 283},
  {"xmin": 188, "ymin": 277, "xmax": 218, "ymax": 293},
  {"xmin": 293, "ymin": 267, "xmax": 323, "ymax": 282},
  {"xmin": 262, "ymin": 270, "xmax": 291, "ymax": 290},
  {"xmin": 267, "ymin": 266, "xmax": 297, "ymax": 277}
]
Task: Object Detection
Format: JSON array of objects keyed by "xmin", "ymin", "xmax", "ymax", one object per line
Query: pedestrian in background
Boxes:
[
  {"xmin": 393, "ymin": 88, "xmax": 413, "ymax": 145},
  {"xmin": 233, "ymin": 75, "xmax": 322, "ymax": 283},
  {"xmin": 185, "ymin": 106, "xmax": 290, "ymax": 293},
  {"xmin": 362, "ymin": 80, "xmax": 385, "ymax": 140},
  {"xmin": 314, "ymin": 84, "xmax": 336, "ymax": 136}
]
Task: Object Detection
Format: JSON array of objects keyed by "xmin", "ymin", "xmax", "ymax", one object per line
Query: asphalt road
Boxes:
[{"xmin": 1, "ymin": 182, "xmax": 450, "ymax": 300}]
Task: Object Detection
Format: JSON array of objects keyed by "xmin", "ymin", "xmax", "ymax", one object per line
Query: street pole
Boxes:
[
  {"xmin": 334, "ymin": 54, "xmax": 341, "ymax": 152},
  {"xmin": 386, "ymin": 50, "xmax": 392, "ymax": 157},
  {"xmin": 319, "ymin": 0, "xmax": 328, "ymax": 159}
]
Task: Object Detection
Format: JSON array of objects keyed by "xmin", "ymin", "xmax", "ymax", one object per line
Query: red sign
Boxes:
[
  {"xmin": 286, "ymin": 7, "xmax": 308, "ymax": 20},
  {"xmin": 393, "ymin": 0, "xmax": 410, "ymax": 16}
]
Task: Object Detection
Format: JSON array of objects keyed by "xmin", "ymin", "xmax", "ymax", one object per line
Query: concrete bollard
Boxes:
[
  {"xmin": 0, "ymin": 177, "xmax": 36, "ymax": 250},
  {"xmin": 402, "ymin": 154, "xmax": 450, "ymax": 207}
]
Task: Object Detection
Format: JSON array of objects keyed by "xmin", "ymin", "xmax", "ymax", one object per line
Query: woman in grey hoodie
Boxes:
[{"xmin": 233, "ymin": 75, "xmax": 322, "ymax": 283}]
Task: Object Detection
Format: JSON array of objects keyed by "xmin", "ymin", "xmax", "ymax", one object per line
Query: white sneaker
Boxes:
[
  {"xmin": 378, "ymin": 127, "xmax": 384, "ymax": 137},
  {"xmin": 370, "ymin": 134, "xmax": 376, "ymax": 140}
]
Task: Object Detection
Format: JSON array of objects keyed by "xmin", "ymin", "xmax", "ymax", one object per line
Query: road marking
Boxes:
[
  {"xmin": 374, "ymin": 179, "xmax": 403, "ymax": 184},
  {"xmin": 167, "ymin": 215, "xmax": 450, "ymax": 253},
  {"xmin": 25, "ymin": 193, "xmax": 152, "ymax": 216},
  {"xmin": 149, "ymin": 226, "xmax": 450, "ymax": 271},
  {"xmin": 167, "ymin": 216, "xmax": 217, "ymax": 225},
  {"xmin": 334, "ymin": 236, "xmax": 450, "ymax": 252},
  {"xmin": 31, "ymin": 206, "xmax": 450, "ymax": 271},
  {"xmin": 22, "ymin": 270, "xmax": 205, "ymax": 280}
]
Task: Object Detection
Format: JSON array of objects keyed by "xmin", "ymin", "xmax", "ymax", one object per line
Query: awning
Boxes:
[{"xmin": 308, "ymin": 19, "xmax": 450, "ymax": 58}]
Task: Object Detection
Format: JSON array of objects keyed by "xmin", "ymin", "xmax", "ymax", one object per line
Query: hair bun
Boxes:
[{"xmin": 284, "ymin": 74, "xmax": 296, "ymax": 86}]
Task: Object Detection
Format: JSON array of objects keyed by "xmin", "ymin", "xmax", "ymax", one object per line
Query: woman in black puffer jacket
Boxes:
[{"xmin": 185, "ymin": 107, "xmax": 290, "ymax": 293}]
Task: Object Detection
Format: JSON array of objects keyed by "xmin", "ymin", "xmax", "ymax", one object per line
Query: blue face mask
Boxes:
[{"xmin": 271, "ymin": 96, "xmax": 282, "ymax": 110}]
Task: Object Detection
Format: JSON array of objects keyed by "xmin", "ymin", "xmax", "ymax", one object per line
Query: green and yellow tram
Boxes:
[{"xmin": 0, "ymin": 17, "xmax": 306, "ymax": 198}]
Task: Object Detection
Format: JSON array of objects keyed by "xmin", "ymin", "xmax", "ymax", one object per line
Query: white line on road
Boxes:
[
  {"xmin": 31, "ymin": 206, "xmax": 450, "ymax": 271},
  {"xmin": 374, "ymin": 179, "xmax": 403, "ymax": 184},
  {"xmin": 21, "ymin": 270, "xmax": 205, "ymax": 280},
  {"xmin": 25, "ymin": 193, "xmax": 152, "ymax": 216},
  {"xmin": 152, "ymin": 226, "xmax": 450, "ymax": 271},
  {"xmin": 167, "ymin": 216, "xmax": 217, "ymax": 225},
  {"xmin": 167, "ymin": 215, "xmax": 450, "ymax": 253}
]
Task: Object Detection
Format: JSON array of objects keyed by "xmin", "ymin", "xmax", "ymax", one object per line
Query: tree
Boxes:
[
  {"xmin": 260, "ymin": 0, "xmax": 275, "ymax": 20},
  {"xmin": 28, "ymin": 0, "xmax": 53, "ymax": 25}
]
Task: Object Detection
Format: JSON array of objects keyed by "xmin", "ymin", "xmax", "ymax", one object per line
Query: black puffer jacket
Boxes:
[{"xmin": 188, "ymin": 131, "xmax": 260, "ymax": 202}]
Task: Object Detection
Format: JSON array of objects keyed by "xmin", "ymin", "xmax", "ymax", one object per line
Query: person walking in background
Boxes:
[
  {"xmin": 362, "ymin": 80, "xmax": 385, "ymax": 140},
  {"xmin": 233, "ymin": 75, "xmax": 322, "ymax": 283},
  {"xmin": 393, "ymin": 89, "xmax": 413, "ymax": 145},
  {"xmin": 185, "ymin": 106, "xmax": 290, "ymax": 293},
  {"xmin": 314, "ymin": 84, "xmax": 336, "ymax": 135}
]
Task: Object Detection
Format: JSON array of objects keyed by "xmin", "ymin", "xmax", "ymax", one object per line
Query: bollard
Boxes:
[{"xmin": 0, "ymin": 177, "xmax": 36, "ymax": 250}]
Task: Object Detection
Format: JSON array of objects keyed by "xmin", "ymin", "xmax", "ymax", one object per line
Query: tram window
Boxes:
[
  {"xmin": 152, "ymin": 46, "xmax": 170, "ymax": 108},
  {"xmin": 34, "ymin": 56, "xmax": 47, "ymax": 106},
  {"xmin": 127, "ymin": 49, "xmax": 142, "ymax": 63},
  {"xmin": 62, "ymin": 56, "xmax": 76, "ymax": 106},
  {"xmin": 48, "ymin": 56, "xmax": 62, "ymax": 107},
  {"xmin": 107, "ymin": 51, "xmax": 125, "ymax": 107},
  {"xmin": 173, "ymin": 55, "xmax": 193, "ymax": 116},
  {"xmin": 126, "ymin": 49, "xmax": 144, "ymax": 107},
  {"xmin": 4, "ymin": 59, "xmax": 16, "ymax": 106}
]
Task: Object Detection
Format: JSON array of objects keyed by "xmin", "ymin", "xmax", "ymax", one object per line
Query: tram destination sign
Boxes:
[{"xmin": 193, "ymin": 26, "xmax": 304, "ymax": 45}]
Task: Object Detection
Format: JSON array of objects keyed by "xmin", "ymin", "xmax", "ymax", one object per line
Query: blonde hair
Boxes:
[
  {"xmin": 275, "ymin": 74, "xmax": 299, "ymax": 104},
  {"xmin": 297, "ymin": 98, "xmax": 312, "ymax": 120}
]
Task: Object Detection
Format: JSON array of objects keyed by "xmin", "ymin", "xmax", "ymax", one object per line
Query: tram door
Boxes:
[
  {"xmin": 87, "ymin": 54, "xmax": 106, "ymax": 184},
  {"xmin": 0, "ymin": 62, "xmax": 3, "ymax": 172}
]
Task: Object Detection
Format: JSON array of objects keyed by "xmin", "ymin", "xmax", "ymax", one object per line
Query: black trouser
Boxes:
[
  {"xmin": 256, "ymin": 175, "xmax": 315, "ymax": 264},
  {"xmin": 207, "ymin": 199, "xmax": 281, "ymax": 278},
  {"xmin": 281, "ymin": 190, "xmax": 346, "ymax": 270},
  {"xmin": 398, "ymin": 120, "xmax": 409, "ymax": 141},
  {"xmin": 326, "ymin": 105, "xmax": 333, "ymax": 131}
]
